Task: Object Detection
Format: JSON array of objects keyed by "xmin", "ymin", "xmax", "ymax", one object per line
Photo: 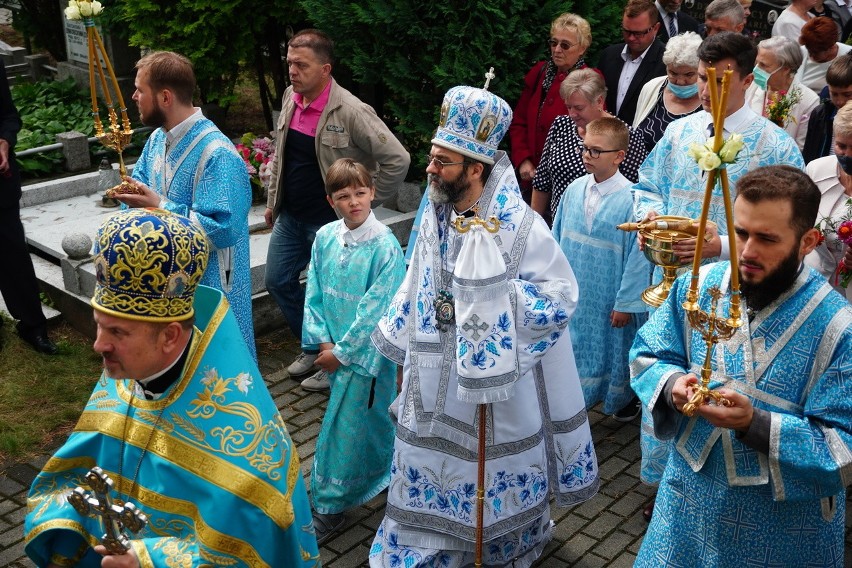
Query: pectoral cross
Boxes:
[{"xmin": 67, "ymin": 467, "xmax": 148, "ymax": 555}]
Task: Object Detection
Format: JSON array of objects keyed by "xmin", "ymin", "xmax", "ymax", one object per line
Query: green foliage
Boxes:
[
  {"xmin": 12, "ymin": 78, "xmax": 92, "ymax": 177},
  {"xmin": 298, "ymin": 0, "xmax": 624, "ymax": 172},
  {"xmin": 114, "ymin": 0, "xmax": 304, "ymax": 109}
]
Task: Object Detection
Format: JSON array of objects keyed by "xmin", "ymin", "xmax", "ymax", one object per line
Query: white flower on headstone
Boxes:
[
  {"xmin": 65, "ymin": 0, "xmax": 104, "ymax": 20},
  {"xmin": 64, "ymin": 1, "xmax": 82, "ymax": 20}
]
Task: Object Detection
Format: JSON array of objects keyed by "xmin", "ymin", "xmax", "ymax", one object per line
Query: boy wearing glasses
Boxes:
[{"xmin": 552, "ymin": 117, "xmax": 650, "ymax": 420}]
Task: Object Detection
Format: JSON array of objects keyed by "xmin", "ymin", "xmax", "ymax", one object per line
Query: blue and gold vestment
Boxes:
[{"xmin": 25, "ymin": 286, "xmax": 319, "ymax": 567}]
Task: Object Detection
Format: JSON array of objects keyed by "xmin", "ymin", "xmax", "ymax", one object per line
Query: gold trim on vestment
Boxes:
[
  {"xmin": 72, "ymin": 411, "xmax": 295, "ymax": 530},
  {"xmin": 131, "ymin": 540, "xmax": 155, "ymax": 568},
  {"xmin": 25, "ymin": 518, "xmax": 97, "ymax": 548},
  {"xmin": 32, "ymin": 457, "xmax": 269, "ymax": 567}
]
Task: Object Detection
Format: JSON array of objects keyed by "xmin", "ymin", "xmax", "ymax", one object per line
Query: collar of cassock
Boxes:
[{"xmin": 134, "ymin": 330, "xmax": 193, "ymax": 400}]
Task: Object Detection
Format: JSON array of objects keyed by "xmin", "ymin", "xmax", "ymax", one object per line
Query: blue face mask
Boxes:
[
  {"xmin": 752, "ymin": 65, "xmax": 777, "ymax": 91},
  {"xmin": 667, "ymin": 81, "xmax": 698, "ymax": 99},
  {"xmin": 837, "ymin": 154, "xmax": 852, "ymax": 175}
]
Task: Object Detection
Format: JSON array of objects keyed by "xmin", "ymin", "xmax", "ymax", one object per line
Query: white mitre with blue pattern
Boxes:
[{"xmin": 432, "ymin": 72, "xmax": 512, "ymax": 165}]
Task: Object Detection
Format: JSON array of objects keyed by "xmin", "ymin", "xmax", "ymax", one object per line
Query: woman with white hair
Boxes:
[
  {"xmin": 805, "ymin": 102, "xmax": 852, "ymax": 303},
  {"xmin": 531, "ymin": 68, "xmax": 647, "ymax": 224},
  {"xmin": 746, "ymin": 35, "xmax": 820, "ymax": 150},
  {"xmin": 633, "ymin": 32, "xmax": 703, "ymax": 153}
]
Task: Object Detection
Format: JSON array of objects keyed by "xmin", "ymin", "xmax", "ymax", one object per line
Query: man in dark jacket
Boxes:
[
  {"xmin": 597, "ymin": 0, "xmax": 667, "ymax": 124},
  {"xmin": 802, "ymin": 54, "xmax": 852, "ymax": 163},
  {"xmin": 0, "ymin": 61, "xmax": 55, "ymax": 354},
  {"xmin": 655, "ymin": 0, "xmax": 702, "ymax": 44}
]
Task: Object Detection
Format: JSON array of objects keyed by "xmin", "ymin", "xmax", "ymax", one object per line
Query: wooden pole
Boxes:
[{"xmin": 475, "ymin": 402, "xmax": 486, "ymax": 567}]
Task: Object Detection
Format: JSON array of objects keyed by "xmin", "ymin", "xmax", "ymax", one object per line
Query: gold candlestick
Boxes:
[
  {"xmin": 679, "ymin": 64, "xmax": 744, "ymax": 413},
  {"xmin": 67, "ymin": 1, "xmax": 140, "ymax": 199}
]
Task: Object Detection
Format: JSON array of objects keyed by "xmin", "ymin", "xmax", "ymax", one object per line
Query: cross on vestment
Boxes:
[
  {"xmin": 67, "ymin": 467, "xmax": 148, "ymax": 555},
  {"xmin": 462, "ymin": 314, "xmax": 490, "ymax": 340}
]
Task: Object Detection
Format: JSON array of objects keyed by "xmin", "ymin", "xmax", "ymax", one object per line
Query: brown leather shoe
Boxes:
[{"xmin": 642, "ymin": 496, "xmax": 656, "ymax": 522}]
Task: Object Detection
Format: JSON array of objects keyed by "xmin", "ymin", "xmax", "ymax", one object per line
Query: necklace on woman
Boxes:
[{"xmin": 116, "ymin": 386, "xmax": 167, "ymax": 503}]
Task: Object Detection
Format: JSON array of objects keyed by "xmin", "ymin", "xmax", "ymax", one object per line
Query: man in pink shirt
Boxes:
[{"xmin": 264, "ymin": 29, "xmax": 410, "ymax": 391}]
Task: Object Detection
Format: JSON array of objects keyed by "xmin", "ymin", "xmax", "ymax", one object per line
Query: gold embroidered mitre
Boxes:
[{"xmin": 91, "ymin": 208, "xmax": 209, "ymax": 321}]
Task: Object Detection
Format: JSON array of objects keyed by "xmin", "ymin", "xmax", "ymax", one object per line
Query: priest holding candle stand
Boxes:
[
  {"xmin": 630, "ymin": 165, "xmax": 852, "ymax": 567},
  {"xmin": 629, "ymin": 32, "xmax": 805, "ymax": 517}
]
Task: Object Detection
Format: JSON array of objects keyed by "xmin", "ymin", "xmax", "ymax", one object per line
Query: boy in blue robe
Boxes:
[
  {"xmin": 552, "ymin": 117, "xmax": 650, "ymax": 418},
  {"xmin": 302, "ymin": 158, "xmax": 406, "ymax": 544}
]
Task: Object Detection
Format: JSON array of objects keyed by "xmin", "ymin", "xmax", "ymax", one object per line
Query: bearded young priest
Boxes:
[{"xmin": 631, "ymin": 165, "xmax": 852, "ymax": 567}]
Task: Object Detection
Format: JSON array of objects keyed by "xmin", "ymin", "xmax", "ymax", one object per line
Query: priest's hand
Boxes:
[
  {"xmin": 116, "ymin": 177, "xmax": 162, "ymax": 208},
  {"xmin": 671, "ymin": 223, "xmax": 720, "ymax": 263},
  {"xmin": 637, "ymin": 211, "xmax": 657, "ymax": 251},
  {"xmin": 316, "ymin": 344, "xmax": 340, "ymax": 373},
  {"xmin": 671, "ymin": 373, "xmax": 700, "ymax": 413},
  {"xmin": 610, "ymin": 310, "xmax": 630, "ymax": 328},
  {"xmin": 94, "ymin": 544, "xmax": 139, "ymax": 568},
  {"xmin": 693, "ymin": 388, "xmax": 754, "ymax": 433}
]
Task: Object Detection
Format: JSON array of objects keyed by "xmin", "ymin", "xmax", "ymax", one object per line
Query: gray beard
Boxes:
[{"xmin": 428, "ymin": 172, "xmax": 470, "ymax": 205}]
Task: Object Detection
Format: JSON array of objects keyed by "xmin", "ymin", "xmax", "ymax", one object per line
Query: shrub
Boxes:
[
  {"xmin": 12, "ymin": 77, "xmax": 91, "ymax": 177},
  {"xmin": 298, "ymin": 0, "xmax": 625, "ymax": 175}
]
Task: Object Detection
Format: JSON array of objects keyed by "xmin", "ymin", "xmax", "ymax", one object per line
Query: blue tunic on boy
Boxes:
[
  {"xmin": 302, "ymin": 212, "xmax": 406, "ymax": 514},
  {"xmin": 132, "ymin": 112, "xmax": 255, "ymax": 357},
  {"xmin": 552, "ymin": 172, "xmax": 650, "ymax": 414},
  {"xmin": 631, "ymin": 263, "xmax": 852, "ymax": 567}
]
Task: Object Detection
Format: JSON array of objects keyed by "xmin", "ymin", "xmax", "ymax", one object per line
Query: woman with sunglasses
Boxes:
[
  {"xmin": 532, "ymin": 68, "xmax": 648, "ymax": 225},
  {"xmin": 509, "ymin": 13, "xmax": 593, "ymax": 204}
]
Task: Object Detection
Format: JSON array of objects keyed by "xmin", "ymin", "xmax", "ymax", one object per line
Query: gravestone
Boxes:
[{"xmin": 56, "ymin": 12, "xmax": 140, "ymax": 123}]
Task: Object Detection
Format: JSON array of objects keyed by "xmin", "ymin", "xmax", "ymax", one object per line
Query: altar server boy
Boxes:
[
  {"xmin": 301, "ymin": 158, "xmax": 406, "ymax": 544},
  {"xmin": 552, "ymin": 117, "xmax": 650, "ymax": 419}
]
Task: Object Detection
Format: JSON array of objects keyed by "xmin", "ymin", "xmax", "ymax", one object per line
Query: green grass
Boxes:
[{"xmin": 0, "ymin": 317, "xmax": 102, "ymax": 463}]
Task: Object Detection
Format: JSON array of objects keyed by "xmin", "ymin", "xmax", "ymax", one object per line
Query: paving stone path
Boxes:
[{"xmin": 1, "ymin": 327, "xmax": 850, "ymax": 567}]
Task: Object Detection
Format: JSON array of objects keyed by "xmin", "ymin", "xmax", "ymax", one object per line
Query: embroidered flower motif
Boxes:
[
  {"xmin": 236, "ymin": 372, "xmax": 252, "ymax": 394},
  {"xmin": 486, "ymin": 469, "xmax": 548, "ymax": 519},
  {"xmin": 559, "ymin": 441, "xmax": 597, "ymax": 489},
  {"xmin": 458, "ymin": 311, "xmax": 514, "ymax": 371},
  {"xmin": 201, "ymin": 368, "xmax": 217, "ymax": 386},
  {"xmin": 400, "ymin": 465, "xmax": 476, "ymax": 522}
]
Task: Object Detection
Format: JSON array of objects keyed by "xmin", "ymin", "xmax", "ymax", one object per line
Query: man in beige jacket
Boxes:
[{"xmin": 265, "ymin": 29, "xmax": 410, "ymax": 391}]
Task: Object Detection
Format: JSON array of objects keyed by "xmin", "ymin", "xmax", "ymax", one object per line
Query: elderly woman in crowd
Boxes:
[
  {"xmin": 532, "ymin": 68, "xmax": 647, "ymax": 224},
  {"xmin": 805, "ymin": 102, "xmax": 852, "ymax": 303},
  {"xmin": 633, "ymin": 32, "xmax": 703, "ymax": 153},
  {"xmin": 746, "ymin": 35, "xmax": 820, "ymax": 150},
  {"xmin": 509, "ymin": 13, "xmax": 593, "ymax": 202},
  {"xmin": 796, "ymin": 16, "xmax": 852, "ymax": 95}
]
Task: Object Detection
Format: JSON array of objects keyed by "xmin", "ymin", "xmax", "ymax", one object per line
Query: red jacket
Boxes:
[{"xmin": 509, "ymin": 61, "xmax": 577, "ymax": 169}]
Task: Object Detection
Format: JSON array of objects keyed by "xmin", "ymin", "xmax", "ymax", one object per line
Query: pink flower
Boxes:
[
  {"xmin": 838, "ymin": 220, "xmax": 852, "ymax": 246},
  {"xmin": 252, "ymin": 137, "xmax": 273, "ymax": 154}
]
